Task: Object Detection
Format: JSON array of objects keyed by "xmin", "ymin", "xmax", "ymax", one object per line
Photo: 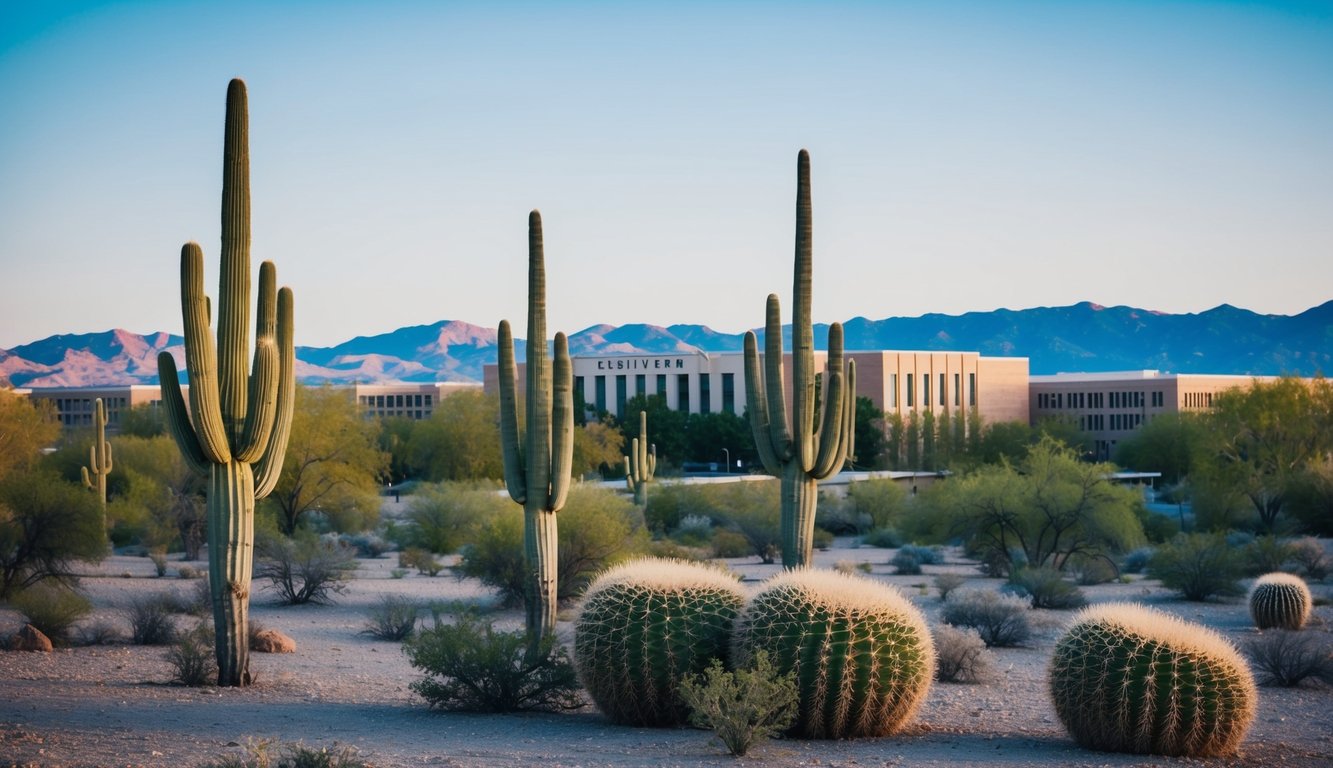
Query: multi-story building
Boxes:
[{"xmin": 1028, "ymin": 371, "xmax": 1273, "ymax": 460}]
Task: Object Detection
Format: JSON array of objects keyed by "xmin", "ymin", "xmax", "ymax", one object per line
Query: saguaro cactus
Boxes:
[
  {"xmin": 81, "ymin": 398, "xmax": 112, "ymax": 521},
  {"xmin": 1049, "ymin": 602, "xmax": 1256, "ymax": 757},
  {"xmin": 743, "ymin": 150, "xmax": 856, "ymax": 568},
  {"xmin": 623, "ymin": 410, "xmax": 656, "ymax": 507},
  {"xmin": 499, "ymin": 210, "xmax": 574, "ymax": 655},
  {"xmin": 155, "ymin": 79, "xmax": 295, "ymax": 687}
]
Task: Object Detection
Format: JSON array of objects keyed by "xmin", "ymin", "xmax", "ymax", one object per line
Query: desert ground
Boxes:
[{"xmin": 3, "ymin": 527, "xmax": 1331, "ymax": 768}]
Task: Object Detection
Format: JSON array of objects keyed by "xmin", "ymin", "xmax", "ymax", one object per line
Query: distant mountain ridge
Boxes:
[{"xmin": 3, "ymin": 300, "xmax": 1330, "ymax": 388}]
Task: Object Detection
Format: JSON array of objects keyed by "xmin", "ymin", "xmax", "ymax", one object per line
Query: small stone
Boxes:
[
  {"xmin": 9, "ymin": 624, "xmax": 53, "ymax": 652},
  {"xmin": 251, "ymin": 629, "xmax": 296, "ymax": 653}
]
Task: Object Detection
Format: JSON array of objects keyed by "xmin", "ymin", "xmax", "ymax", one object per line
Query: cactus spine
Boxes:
[
  {"xmin": 155, "ymin": 79, "xmax": 295, "ymax": 687},
  {"xmin": 1049, "ymin": 602, "xmax": 1256, "ymax": 757},
  {"xmin": 499, "ymin": 210, "xmax": 574, "ymax": 656},
  {"xmin": 80, "ymin": 397, "xmax": 112, "ymax": 522},
  {"xmin": 743, "ymin": 150, "xmax": 856, "ymax": 568},
  {"xmin": 575, "ymin": 558, "xmax": 747, "ymax": 726},
  {"xmin": 623, "ymin": 410, "xmax": 656, "ymax": 507},
  {"xmin": 733, "ymin": 568, "xmax": 934, "ymax": 739},
  {"xmin": 1249, "ymin": 572, "xmax": 1311, "ymax": 630}
]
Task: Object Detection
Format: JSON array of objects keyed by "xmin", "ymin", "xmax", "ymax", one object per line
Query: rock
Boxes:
[
  {"xmin": 10, "ymin": 624, "xmax": 53, "ymax": 652},
  {"xmin": 251, "ymin": 629, "xmax": 295, "ymax": 653}
]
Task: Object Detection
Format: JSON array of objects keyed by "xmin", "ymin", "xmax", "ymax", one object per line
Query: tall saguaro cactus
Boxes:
[
  {"xmin": 623, "ymin": 410, "xmax": 656, "ymax": 507},
  {"xmin": 499, "ymin": 210, "xmax": 574, "ymax": 655},
  {"xmin": 81, "ymin": 398, "xmax": 112, "ymax": 522},
  {"xmin": 743, "ymin": 150, "xmax": 856, "ymax": 568},
  {"xmin": 155, "ymin": 79, "xmax": 295, "ymax": 687}
]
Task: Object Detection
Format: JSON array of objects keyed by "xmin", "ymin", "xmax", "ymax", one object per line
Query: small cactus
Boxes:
[
  {"xmin": 623, "ymin": 410, "xmax": 656, "ymax": 507},
  {"xmin": 80, "ymin": 397, "xmax": 113, "ymax": 522},
  {"xmin": 732, "ymin": 568, "xmax": 934, "ymax": 739},
  {"xmin": 1049, "ymin": 602, "xmax": 1257, "ymax": 757},
  {"xmin": 574, "ymin": 558, "xmax": 746, "ymax": 726},
  {"xmin": 1249, "ymin": 572, "xmax": 1312, "ymax": 630}
]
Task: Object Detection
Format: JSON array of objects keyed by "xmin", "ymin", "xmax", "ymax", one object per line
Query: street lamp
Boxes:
[{"xmin": 722, "ymin": 448, "xmax": 730, "ymax": 474}]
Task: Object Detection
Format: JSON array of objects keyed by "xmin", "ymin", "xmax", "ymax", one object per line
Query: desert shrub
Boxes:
[
  {"xmin": 254, "ymin": 533, "xmax": 357, "ymax": 605},
  {"xmin": 125, "ymin": 594, "xmax": 178, "ymax": 645},
  {"xmin": 815, "ymin": 497, "xmax": 869, "ymax": 536},
  {"xmin": 178, "ymin": 565, "xmax": 202, "ymax": 580},
  {"xmin": 646, "ymin": 539, "xmax": 709, "ymax": 562},
  {"xmin": 362, "ymin": 595, "xmax": 420, "ymax": 641},
  {"xmin": 860, "ymin": 527, "xmax": 903, "ymax": 549},
  {"xmin": 403, "ymin": 612, "xmax": 583, "ymax": 712},
  {"xmin": 197, "ymin": 739, "xmax": 371, "ymax": 768},
  {"xmin": 149, "ymin": 550, "xmax": 169, "ymax": 577},
  {"xmin": 899, "ymin": 544, "xmax": 943, "ymax": 565},
  {"xmin": 941, "ymin": 588, "xmax": 1032, "ymax": 647},
  {"xmin": 847, "ymin": 478, "xmax": 909, "ymax": 531},
  {"xmin": 405, "ymin": 482, "xmax": 505, "ymax": 554},
  {"xmin": 0, "ymin": 470, "xmax": 106, "ymax": 597},
  {"xmin": 933, "ymin": 624, "xmax": 995, "ymax": 683},
  {"xmin": 934, "ymin": 573, "xmax": 966, "ymax": 601},
  {"xmin": 167, "ymin": 622, "xmax": 217, "ymax": 686},
  {"xmin": 75, "ymin": 620, "xmax": 122, "ymax": 646},
  {"xmin": 10, "ymin": 583, "xmax": 92, "ymax": 645},
  {"xmin": 457, "ymin": 485, "xmax": 648, "ymax": 606},
  {"xmin": 1244, "ymin": 630, "xmax": 1333, "ymax": 688},
  {"xmin": 1289, "ymin": 537, "xmax": 1329, "ymax": 581},
  {"xmin": 186, "ymin": 576, "xmax": 213, "ymax": 616},
  {"xmin": 648, "ymin": 481, "xmax": 781, "ymax": 563},
  {"xmin": 1149, "ymin": 533, "xmax": 1245, "ymax": 601},
  {"xmin": 1008, "ymin": 567, "xmax": 1087, "ymax": 610},
  {"xmin": 833, "ymin": 559, "xmax": 872, "ymax": 576},
  {"xmin": 339, "ymin": 532, "xmax": 391, "ymax": 559},
  {"xmin": 1245, "ymin": 535, "xmax": 1295, "ymax": 576},
  {"xmin": 812, "ymin": 527, "xmax": 834, "ymax": 550},
  {"xmin": 1068, "ymin": 554, "xmax": 1118, "ymax": 585},
  {"xmin": 678, "ymin": 651, "xmax": 797, "ymax": 757},
  {"xmin": 398, "ymin": 547, "xmax": 443, "ymax": 576},
  {"xmin": 1121, "ymin": 546, "xmax": 1155, "ymax": 575},
  {"xmin": 676, "ymin": 514, "xmax": 713, "ymax": 539},
  {"xmin": 892, "ymin": 549, "xmax": 922, "ymax": 575},
  {"xmin": 710, "ymin": 529, "xmax": 751, "ymax": 558}
]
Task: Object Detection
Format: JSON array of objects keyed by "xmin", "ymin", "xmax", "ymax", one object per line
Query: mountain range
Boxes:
[{"xmin": 3, "ymin": 301, "xmax": 1330, "ymax": 389}]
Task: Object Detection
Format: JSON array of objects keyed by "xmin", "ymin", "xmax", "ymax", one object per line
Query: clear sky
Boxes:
[{"xmin": 1, "ymin": 1, "xmax": 1331, "ymax": 350}]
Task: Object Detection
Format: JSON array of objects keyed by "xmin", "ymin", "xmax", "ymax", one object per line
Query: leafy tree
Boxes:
[
  {"xmin": 921, "ymin": 410, "xmax": 937, "ymax": 470},
  {"xmin": 851, "ymin": 397, "xmax": 886, "ymax": 470},
  {"xmin": 976, "ymin": 420, "xmax": 1033, "ymax": 466},
  {"xmin": 1197, "ymin": 376, "xmax": 1333, "ymax": 531},
  {"xmin": 573, "ymin": 417, "xmax": 627, "ymax": 478},
  {"xmin": 884, "ymin": 412, "xmax": 905, "ymax": 470},
  {"xmin": 1035, "ymin": 415, "xmax": 1092, "ymax": 459},
  {"xmin": 406, "ymin": 390, "xmax": 504, "ymax": 481},
  {"xmin": 0, "ymin": 390, "xmax": 59, "ymax": 483},
  {"xmin": 0, "ymin": 470, "xmax": 105, "ymax": 597},
  {"xmin": 405, "ymin": 481, "xmax": 508, "ymax": 553},
  {"xmin": 1113, "ymin": 412, "xmax": 1209, "ymax": 485},
  {"xmin": 685, "ymin": 410, "xmax": 755, "ymax": 471},
  {"xmin": 377, "ymin": 415, "xmax": 416, "ymax": 485},
  {"xmin": 1287, "ymin": 456, "xmax": 1333, "ymax": 536},
  {"xmin": 111, "ymin": 435, "xmax": 206, "ymax": 557},
  {"xmin": 267, "ymin": 384, "xmax": 388, "ymax": 535},
  {"xmin": 927, "ymin": 437, "xmax": 1143, "ymax": 572},
  {"xmin": 117, "ymin": 404, "xmax": 166, "ymax": 438}
]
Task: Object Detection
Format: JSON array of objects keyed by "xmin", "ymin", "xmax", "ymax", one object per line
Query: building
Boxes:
[
  {"xmin": 483, "ymin": 349, "xmax": 1030, "ymax": 426},
  {"xmin": 1028, "ymin": 371, "xmax": 1273, "ymax": 460},
  {"xmin": 353, "ymin": 382, "xmax": 480, "ymax": 420}
]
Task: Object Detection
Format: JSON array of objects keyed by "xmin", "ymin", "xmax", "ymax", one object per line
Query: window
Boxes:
[
  {"xmin": 656, "ymin": 374, "xmax": 666, "ymax": 395},
  {"xmin": 906, "ymin": 374, "xmax": 915, "ymax": 407},
  {"xmin": 890, "ymin": 373, "xmax": 898, "ymax": 407},
  {"xmin": 939, "ymin": 373, "xmax": 946, "ymax": 406},
  {"xmin": 616, "ymin": 375, "xmax": 628, "ymax": 415},
  {"xmin": 699, "ymin": 373, "xmax": 711, "ymax": 414},
  {"xmin": 635, "ymin": 374, "xmax": 646, "ymax": 398},
  {"xmin": 574, "ymin": 376, "xmax": 585, "ymax": 409},
  {"xmin": 969, "ymin": 373, "xmax": 977, "ymax": 406},
  {"xmin": 954, "ymin": 373, "xmax": 961, "ymax": 407},
  {"xmin": 677, "ymin": 374, "xmax": 690, "ymax": 412},
  {"xmin": 594, "ymin": 375, "xmax": 607, "ymax": 413},
  {"xmin": 721, "ymin": 373, "xmax": 735, "ymax": 414},
  {"xmin": 922, "ymin": 375, "xmax": 930, "ymax": 409}
]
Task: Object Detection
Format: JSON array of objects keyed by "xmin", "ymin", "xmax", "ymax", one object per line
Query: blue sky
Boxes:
[{"xmin": 1, "ymin": 1, "xmax": 1331, "ymax": 349}]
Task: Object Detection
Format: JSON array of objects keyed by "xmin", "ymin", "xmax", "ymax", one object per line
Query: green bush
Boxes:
[
  {"xmin": 0, "ymin": 471, "xmax": 106, "ymax": 597},
  {"xmin": 860, "ymin": 527, "xmax": 903, "ymax": 548},
  {"xmin": 10, "ymin": 583, "xmax": 92, "ymax": 645},
  {"xmin": 1289, "ymin": 537, "xmax": 1329, "ymax": 581},
  {"xmin": 404, "ymin": 481, "xmax": 506, "ymax": 553},
  {"xmin": 934, "ymin": 573, "xmax": 966, "ymax": 601},
  {"xmin": 362, "ymin": 595, "xmax": 420, "ymax": 641},
  {"xmin": 398, "ymin": 547, "xmax": 443, "ymax": 576},
  {"xmin": 1148, "ymin": 533, "xmax": 1245, "ymax": 601},
  {"xmin": 1008, "ymin": 567, "xmax": 1087, "ymax": 610},
  {"xmin": 457, "ymin": 485, "xmax": 648, "ymax": 606},
  {"xmin": 646, "ymin": 481, "xmax": 781, "ymax": 562},
  {"xmin": 1244, "ymin": 535, "xmax": 1295, "ymax": 576},
  {"xmin": 254, "ymin": 533, "xmax": 357, "ymax": 605},
  {"xmin": 710, "ymin": 529, "xmax": 751, "ymax": 559},
  {"xmin": 404, "ymin": 613, "xmax": 583, "ymax": 712},
  {"xmin": 941, "ymin": 588, "xmax": 1032, "ymax": 647},
  {"xmin": 678, "ymin": 651, "xmax": 797, "ymax": 756},
  {"xmin": 846, "ymin": 478, "xmax": 908, "ymax": 530},
  {"xmin": 892, "ymin": 549, "xmax": 923, "ymax": 575},
  {"xmin": 125, "ymin": 593, "xmax": 178, "ymax": 645},
  {"xmin": 167, "ymin": 621, "xmax": 216, "ymax": 686}
]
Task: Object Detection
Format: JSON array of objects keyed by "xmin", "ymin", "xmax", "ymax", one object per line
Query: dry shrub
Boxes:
[
  {"xmin": 125, "ymin": 593, "xmax": 178, "ymax": 645},
  {"xmin": 941, "ymin": 588, "xmax": 1032, "ymax": 647},
  {"xmin": 1244, "ymin": 630, "xmax": 1333, "ymax": 687},
  {"xmin": 933, "ymin": 624, "xmax": 995, "ymax": 683}
]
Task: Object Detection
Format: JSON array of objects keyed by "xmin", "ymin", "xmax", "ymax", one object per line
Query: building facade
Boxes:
[{"xmin": 1029, "ymin": 371, "xmax": 1272, "ymax": 460}]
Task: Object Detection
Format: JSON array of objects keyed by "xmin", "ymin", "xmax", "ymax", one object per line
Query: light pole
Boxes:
[{"xmin": 722, "ymin": 448, "xmax": 730, "ymax": 474}]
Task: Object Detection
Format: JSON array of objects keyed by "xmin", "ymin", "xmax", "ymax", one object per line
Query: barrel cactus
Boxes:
[
  {"xmin": 732, "ymin": 568, "xmax": 934, "ymax": 739},
  {"xmin": 575, "ymin": 558, "xmax": 746, "ymax": 726},
  {"xmin": 1249, "ymin": 572, "xmax": 1312, "ymax": 630},
  {"xmin": 1049, "ymin": 602, "xmax": 1256, "ymax": 757}
]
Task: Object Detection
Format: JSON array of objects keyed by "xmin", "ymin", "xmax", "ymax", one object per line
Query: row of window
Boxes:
[
  {"xmin": 889, "ymin": 372, "xmax": 977, "ymax": 409},
  {"xmin": 1183, "ymin": 391, "xmax": 1215, "ymax": 408},
  {"xmin": 575, "ymin": 372, "xmax": 738, "ymax": 415},
  {"xmin": 1036, "ymin": 389, "xmax": 1165, "ymax": 411},
  {"xmin": 49, "ymin": 396, "xmax": 130, "ymax": 427}
]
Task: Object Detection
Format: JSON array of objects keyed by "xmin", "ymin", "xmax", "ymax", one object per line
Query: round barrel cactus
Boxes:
[
  {"xmin": 574, "ymin": 558, "xmax": 747, "ymax": 726},
  {"xmin": 733, "ymin": 568, "xmax": 934, "ymax": 739},
  {"xmin": 1249, "ymin": 572, "xmax": 1312, "ymax": 630},
  {"xmin": 1049, "ymin": 602, "xmax": 1256, "ymax": 757}
]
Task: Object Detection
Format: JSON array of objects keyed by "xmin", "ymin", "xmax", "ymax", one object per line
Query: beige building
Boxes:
[
  {"xmin": 484, "ymin": 349, "xmax": 1030, "ymax": 427},
  {"xmin": 1029, "ymin": 371, "xmax": 1272, "ymax": 459}
]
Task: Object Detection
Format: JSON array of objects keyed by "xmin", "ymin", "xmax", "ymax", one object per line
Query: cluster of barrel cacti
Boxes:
[
  {"xmin": 1049, "ymin": 602, "xmax": 1256, "ymax": 758},
  {"xmin": 574, "ymin": 558, "xmax": 746, "ymax": 726},
  {"xmin": 623, "ymin": 410, "xmax": 656, "ymax": 507},
  {"xmin": 574, "ymin": 560, "xmax": 934, "ymax": 740},
  {"xmin": 1249, "ymin": 572, "xmax": 1312, "ymax": 630},
  {"xmin": 80, "ymin": 397, "xmax": 112, "ymax": 523}
]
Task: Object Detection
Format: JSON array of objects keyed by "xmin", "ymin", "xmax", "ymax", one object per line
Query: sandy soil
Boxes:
[{"xmin": 3, "ymin": 538, "xmax": 1331, "ymax": 768}]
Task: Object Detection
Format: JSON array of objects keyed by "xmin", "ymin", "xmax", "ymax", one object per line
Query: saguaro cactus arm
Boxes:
[
  {"xmin": 498, "ymin": 320, "xmax": 526, "ymax": 505},
  {"xmin": 743, "ymin": 331, "xmax": 782, "ymax": 475},
  {"xmin": 157, "ymin": 354, "xmax": 211, "ymax": 475},
  {"xmin": 252, "ymin": 284, "xmax": 294, "ymax": 499},
  {"xmin": 548, "ymin": 331, "xmax": 574, "ymax": 510}
]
